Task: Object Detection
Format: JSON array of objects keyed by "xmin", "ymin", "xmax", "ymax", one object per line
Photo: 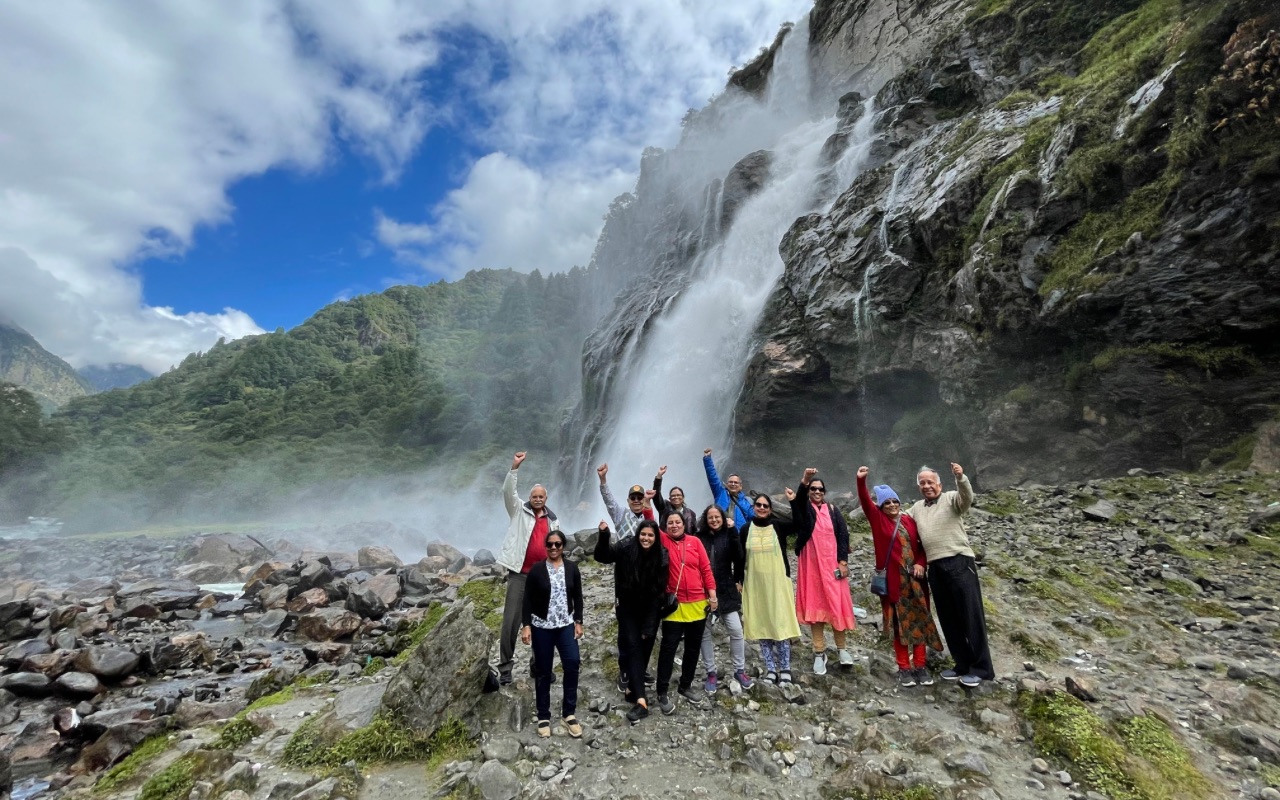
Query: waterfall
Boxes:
[{"xmin": 572, "ymin": 17, "xmax": 884, "ymax": 509}]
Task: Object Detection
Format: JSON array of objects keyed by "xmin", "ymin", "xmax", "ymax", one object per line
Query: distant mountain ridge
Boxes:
[
  {"xmin": 0, "ymin": 321, "xmax": 93, "ymax": 409},
  {"xmin": 78, "ymin": 363, "xmax": 154, "ymax": 391}
]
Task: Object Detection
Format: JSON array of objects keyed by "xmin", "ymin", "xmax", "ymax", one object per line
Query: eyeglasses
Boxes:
[
  {"xmin": 628, "ymin": 494, "xmax": 644, "ymax": 501},
  {"xmin": 546, "ymin": 542, "xmax": 564, "ymax": 549},
  {"xmin": 808, "ymin": 487, "xmax": 826, "ymax": 493},
  {"xmin": 754, "ymin": 502, "xmax": 771, "ymax": 509},
  {"xmin": 881, "ymin": 499, "xmax": 900, "ymax": 506}
]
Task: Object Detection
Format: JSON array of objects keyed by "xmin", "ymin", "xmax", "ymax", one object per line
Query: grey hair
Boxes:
[{"xmin": 916, "ymin": 466, "xmax": 940, "ymax": 481}]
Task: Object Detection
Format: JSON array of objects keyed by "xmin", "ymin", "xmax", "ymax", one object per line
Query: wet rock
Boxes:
[
  {"xmin": 286, "ymin": 588, "xmax": 330, "ymax": 614},
  {"xmin": 720, "ymin": 150, "xmax": 772, "ymax": 231},
  {"xmin": 295, "ymin": 607, "xmax": 360, "ymax": 641},
  {"xmin": 345, "ymin": 587, "xmax": 388, "ymax": 620},
  {"xmin": 212, "ymin": 598, "xmax": 252, "ymax": 616},
  {"xmin": 175, "ymin": 562, "xmax": 233, "ymax": 584},
  {"xmin": 2, "ymin": 637, "xmax": 51, "ymax": 669},
  {"xmin": 298, "ymin": 561, "xmax": 333, "ymax": 591},
  {"xmin": 0, "ymin": 671, "xmax": 52, "ymax": 696},
  {"xmin": 473, "ymin": 759, "xmax": 520, "ymax": 800},
  {"xmin": 55, "ymin": 671, "xmax": 104, "ymax": 697},
  {"xmin": 64, "ymin": 577, "xmax": 119, "ymax": 601},
  {"xmin": 74, "ymin": 646, "xmax": 140, "ymax": 679},
  {"xmin": 258, "ymin": 584, "xmax": 290, "ymax": 610},
  {"xmin": 358, "ymin": 546, "xmax": 403, "ymax": 570},
  {"xmin": 381, "ymin": 601, "xmax": 492, "ymax": 736},
  {"xmin": 247, "ymin": 608, "xmax": 290, "ymax": 638}
]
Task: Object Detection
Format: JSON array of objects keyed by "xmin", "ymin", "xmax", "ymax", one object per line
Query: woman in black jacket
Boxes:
[
  {"xmin": 695, "ymin": 504, "xmax": 750, "ymax": 692},
  {"xmin": 594, "ymin": 519, "xmax": 668, "ymax": 722},
  {"xmin": 521, "ymin": 529, "xmax": 584, "ymax": 738}
]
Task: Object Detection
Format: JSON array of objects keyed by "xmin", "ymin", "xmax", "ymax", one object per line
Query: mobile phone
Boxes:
[{"xmin": 834, "ymin": 568, "xmax": 844, "ymax": 579}]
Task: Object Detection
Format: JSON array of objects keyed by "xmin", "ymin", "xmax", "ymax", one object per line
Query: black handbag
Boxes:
[
  {"xmin": 660, "ymin": 545, "xmax": 687, "ymax": 617},
  {"xmin": 870, "ymin": 518, "xmax": 901, "ymax": 597}
]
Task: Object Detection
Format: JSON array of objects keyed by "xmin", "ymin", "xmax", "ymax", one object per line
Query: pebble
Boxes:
[
  {"xmin": 1056, "ymin": 770, "xmax": 1073, "ymax": 785},
  {"xmin": 1031, "ymin": 758, "xmax": 1050, "ymax": 774}
]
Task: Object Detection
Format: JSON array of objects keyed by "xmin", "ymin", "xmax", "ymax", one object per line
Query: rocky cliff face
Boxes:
[
  {"xmin": 726, "ymin": 0, "xmax": 1280, "ymax": 489},
  {"xmin": 0, "ymin": 322, "xmax": 92, "ymax": 409}
]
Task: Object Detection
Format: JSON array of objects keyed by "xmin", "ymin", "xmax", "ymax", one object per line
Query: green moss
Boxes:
[
  {"xmin": 1028, "ymin": 579, "xmax": 1071, "ymax": 605},
  {"xmin": 1205, "ymin": 433, "xmax": 1257, "ymax": 470},
  {"xmin": 1011, "ymin": 629, "xmax": 1062, "ymax": 659},
  {"xmin": 1262, "ymin": 764, "xmax": 1280, "ymax": 787},
  {"xmin": 243, "ymin": 684, "xmax": 296, "ymax": 713},
  {"xmin": 996, "ymin": 90, "xmax": 1039, "ymax": 109},
  {"xmin": 361, "ymin": 656, "xmax": 387, "ymax": 676},
  {"xmin": 457, "ymin": 580, "xmax": 505, "ymax": 634},
  {"xmin": 283, "ymin": 713, "xmax": 471, "ymax": 771},
  {"xmin": 1090, "ymin": 617, "xmax": 1127, "ymax": 638},
  {"xmin": 1019, "ymin": 691, "xmax": 1138, "ymax": 798},
  {"xmin": 391, "ymin": 601, "xmax": 448, "ymax": 666},
  {"xmin": 137, "ymin": 754, "xmax": 198, "ymax": 800},
  {"xmin": 979, "ymin": 489, "xmax": 1024, "ymax": 516},
  {"xmin": 1003, "ymin": 384, "xmax": 1036, "ymax": 406},
  {"xmin": 94, "ymin": 734, "xmax": 174, "ymax": 794},
  {"xmin": 1161, "ymin": 578, "xmax": 1197, "ymax": 597},
  {"xmin": 1118, "ymin": 714, "xmax": 1214, "ymax": 798},
  {"xmin": 214, "ymin": 716, "xmax": 262, "ymax": 750},
  {"xmin": 1091, "ymin": 343, "xmax": 1256, "ymax": 374},
  {"xmin": 1187, "ymin": 600, "xmax": 1239, "ymax": 620}
]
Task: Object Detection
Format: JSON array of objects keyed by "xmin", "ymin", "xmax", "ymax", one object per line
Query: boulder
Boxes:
[
  {"xmin": 313, "ymin": 683, "xmax": 387, "ymax": 744},
  {"xmin": 64, "ymin": 577, "xmax": 119, "ymax": 601},
  {"xmin": 403, "ymin": 567, "xmax": 444, "ymax": 595},
  {"xmin": 302, "ymin": 642, "xmax": 350, "ymax": 664},
  {"xmin": 380, "ymin": 600, "xmax": 492, "ymax": 736},
  {"xmin": 258, "ymin": 584, "xmax": 290, "ymax": 610},
  {"xmin": 1081, "ymin": 500, "xmax": 1118, "ymax": 522},
  {"xmin": 0, "ymin": 688, "xmax": 18, "ymax": 725},
  {"xmin": 296, "ymin": 608, "xmax": 361, "ymax": 641},
  {"xmin": 248, "ymin": 609, "xmax": 290, "ymax": 638},
  {"xmin": 56, "ymin": 671, "xmax": 104, "ymax": 697},
  {"xmin": 298, "ymin": 561, "xmax": 333, "ymax": 591},
  {"xmin": 186, "ymin": 534, "xmax": 273, "ymax": 569},
  {"xmin": 426, "ymin": 542, "xmax": 465, "ymax": 563},
  {"xmin": 417, "ymin": 555, "xmax": 450, "ymax": 573},
  {"xmin": 2, "ymin": 638, "xmax": 51, "ymax": 669},
  {"xmin": 365, "ymin": 574, "xmax": 402, "ymax": 606},
  {"xmin": 74, "ymin": 646, "xmax": 140, "ymax": 679},
  {"xmin": 286, "ymin": 588, "xmax": 330, "ymax": 613},
  {"xmin": 473, "ymin": 760, "xmax": 520, "ymax": 800},
  {"xmin": 345, "ymin": 587, "xmax": 387, "ymax": 620},
  {"xmin": 149, "ymin": 633, "xmax": 213, "ymax": 672},
  {"xmin": 22, "ymin": 649, "xmax": 77, "ymax": 677},
  {"xmin": 0, "ymin": 671, "xmax": 52, "ymax": 697},
  {"xmin": 175, "ymin": 562, "xmax": 234, "ymax": 584},
  {"xmin": 358, "ymin": 545, "xmax": 403, "ymax": 570},
  {"xmin": 246, "ymin": 665, "xmax": 300, "ymax": 702},
  {"xmin": 175, "ymin": 698, "xmax": 246, "ymax": 727},
  {"xmin": 472, "ymin": 549, "xmax": 496, "ymax": 567}
]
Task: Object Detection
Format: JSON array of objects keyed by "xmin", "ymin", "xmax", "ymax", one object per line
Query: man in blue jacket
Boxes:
[{"xmin": 703, "ymin": 448, "xmax": 753, "ymax": 528}]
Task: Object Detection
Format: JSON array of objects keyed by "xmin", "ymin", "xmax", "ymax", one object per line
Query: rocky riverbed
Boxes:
[{"xmin": 1, "ymin": 469, "xmax": 1278, "ymax": 800}]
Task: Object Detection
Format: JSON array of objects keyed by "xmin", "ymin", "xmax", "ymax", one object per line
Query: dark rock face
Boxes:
[
  {"xmin": 74, "ymin": 646, "xmax": 140, "ymax": 679},
  {"xmin": 381, "ymin": 601, "xmax": 492, "ymax": 735}
]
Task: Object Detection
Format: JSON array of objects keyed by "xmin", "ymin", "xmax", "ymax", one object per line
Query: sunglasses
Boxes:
[
  {"xmin": 808, "ymin": 487, "xmax": 826, "ymax": 493},
  {"xmin": 628, "ymin": 494, "xmax": 644, "ymax": 501},
  {"xmin": 546, "ymin": 542, "xmax": 564, "ymax": 549},
  {"xmin": 881, "ymin": 499, "xmax": 900, "ymax": 505},
  {"xmin": 754, "ymin": 502, "xmax": 771, "ymax": 508}
]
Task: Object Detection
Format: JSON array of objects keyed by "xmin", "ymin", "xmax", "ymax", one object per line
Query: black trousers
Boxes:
[
  {"xmin": 617, "ymin": 611, "xmax": 656, "ymax": 704},
  {"xmin": 928, "ymin": 554, "xmax": 994, "ymax": 680},
  {"xmin": 657, "ymin": 616, "xmax": 707, "ymax": 694}
]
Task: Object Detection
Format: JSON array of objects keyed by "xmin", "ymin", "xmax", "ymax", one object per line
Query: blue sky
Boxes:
[{"xmin": 0, "ymin": 1, "xmax": 809, "ymax": 373}]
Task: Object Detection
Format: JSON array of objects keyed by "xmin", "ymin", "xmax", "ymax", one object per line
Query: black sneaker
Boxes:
[
  {"xmin": 657, "ymin": 694, "xmax": 675, "ymax": 715},
  {"xmin": 915, "ymin": 668, "xmax": 935, "ymax": 686},
  {"xmin": 896, "ymin": 669, "xmax": 917, "ymax": 688},
  {"xmin": 626, "ymin": 703, "xmax": 649, "ymax": 723},
  {"xmin": 644, "ymin": 672, "xmax": 655, "ymax": 686},
  {"xmin": 678, "ymin": 687, "xmax": 706, "ymax": 707},
  {"xmin": 616, "ymin": 673, "xmax": 629, "ymax": 695},
  {"xmin": 499, "ymin": 672, "xmax": 513, "ymax": 686}
]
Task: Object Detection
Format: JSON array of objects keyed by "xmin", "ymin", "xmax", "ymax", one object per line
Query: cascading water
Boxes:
[{"xmin": 576, "ymin": 18, "xmax": 883, "ymax": 506}]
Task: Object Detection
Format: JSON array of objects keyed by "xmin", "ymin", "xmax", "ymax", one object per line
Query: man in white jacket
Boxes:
[{"xmin": 495, "ymin": 451, "xmax": 562, "ymax": 685}]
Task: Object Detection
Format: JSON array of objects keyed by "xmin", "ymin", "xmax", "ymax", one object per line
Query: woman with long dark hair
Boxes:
[
  {"xmin": 520, "ymin": 529, "xmax": 583, "ymax": 738},
  {"xmin": 695, "ymin": 504, "xmax": 750, "ymax": 692},
  {"xmin": 594, "ymin": 519, "xmax": 669, "ymax": 722},
  {"xmin": 740, "ymin": 493, "xmax": 801, "ymax": 684},
  {"xmin": 790, "ymin": 468, "xmax": 856, "ymax": 675}
]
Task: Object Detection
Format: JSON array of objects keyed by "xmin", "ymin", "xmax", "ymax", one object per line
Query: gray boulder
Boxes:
[
  {"xmin": 1081, "ymin": 500, "xmax": 1118, "ymax": 522},
  {"xmin": 0, "ymin": 671, "xmax": 51, "ymax": 697},
  {"xmin": 357, "ymin": 545, "xmax": 403, "ymax": 569},
  {"xmin": 426, "ymin": 541, "xmax": 466, "ymax": 563},
  {"xmin": 380, "ymin": 600, "xmax": 492, "ymax": 736},
  {"xmin": 346, "ymin": 587, "xmax": 388, "ymax": 620},
  {"xmin": 248, "ymin": 609, "xmax": 290, "ymax": 638},
  {"xmin": 296, "ymin": 608, "xmax": 361, "ymax": 641},
  {"xmin": 73, "ymin": 646, "xmax": 140, "ymax": 679},
  {"xmin": 473, "ymin": 760, "xmax": 520, "ymax": 800},
  {"xmin": 56, "ymin": 671, "xmax": 104, "ymax": 697},
  {"xmin": 472, "ymin": 549, "xmax": 496, "ymax": 567}
]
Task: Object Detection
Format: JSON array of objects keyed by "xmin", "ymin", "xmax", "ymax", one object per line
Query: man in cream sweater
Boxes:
[{"xmin": 909, "ymin": 462, "xmax": 994, "ymax": 687}]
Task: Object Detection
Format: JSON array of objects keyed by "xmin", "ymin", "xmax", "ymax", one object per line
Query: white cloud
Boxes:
[
  {"xmin": 374, "ymin": 0, "xmax": 811, "ymax": 278},
  {"xmin": 0, "ymin": 0, "xmax": 809, "ymax": 367},
  {"xmin": 0, "ymin": 0, "xmax": 448, "ymax": 369}
]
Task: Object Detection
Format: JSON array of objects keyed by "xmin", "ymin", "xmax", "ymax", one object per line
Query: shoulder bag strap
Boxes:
[{"xmin": 877, "ymin": 518, "xmax": 902, "ymax": 573}]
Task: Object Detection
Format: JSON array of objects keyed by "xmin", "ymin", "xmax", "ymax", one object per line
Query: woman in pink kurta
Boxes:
[{"xmin": 788, "ymin": 468, "xmax": 856, "ymax": 675}]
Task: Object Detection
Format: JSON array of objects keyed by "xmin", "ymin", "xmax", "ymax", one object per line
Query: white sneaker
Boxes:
[
  {"xmin": 838, "ymin": 648, "xmax": 854, "ymax": 667},
  {"xmin": 813, "ymin": 653, "xmax": 827, "ymax": 676}
]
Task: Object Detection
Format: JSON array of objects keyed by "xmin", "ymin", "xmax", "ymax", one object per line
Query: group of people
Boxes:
[{"xmin": 494, "ymin": 449, "xmax": 994, "ymax": 734}]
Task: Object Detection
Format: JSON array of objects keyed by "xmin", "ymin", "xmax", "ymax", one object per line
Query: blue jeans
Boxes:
[{"xmin": 531, "ymin": 624, "xmax": 580, "ymax": 721}]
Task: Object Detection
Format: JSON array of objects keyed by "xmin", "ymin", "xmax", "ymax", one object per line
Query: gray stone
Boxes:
[
  {"xmin": 55, "ymin": 671, "xmax": 104, "ymax": 697},
  {"xmin": 481, "ymin": 737, "xmax": 521, "ymax": 763},
  {"xmin": 296, "ymin": 608, "xmax": 361, "ymax": 641},
  {"xmin": 381, "ymin": 600, "xmax": 492, "ymax": 738},
  {"xmin": 358, "ymin": 545, "xmax": 403, "ymax": 569},
  {"xmin": 219, "ymin": 761, "xmax": 258, "ymax": 793},
  {"xmin": 0, "ymin": 671, "xmax": 51, "ymax": 696},
  {"xmin": 346, "ymin": 587, "xmax": 388, "ymax": 620},
  {"xmin": 472, "ymin": 549, "xmax": 497, "ymax": 567},
  {"xmin": 289, "ymin": 777, "xmax": 339, "ymax": 800},
  {"xmin": 1081, "ymin": 500, "xmax": 1118, "ymax": 522},
  {"xmin": 73, "ymin": 646, "xmax": 140, "ymax": 679},
  {"xmin": 313, "ymin": 683, "xmax": 387, "ymax": 743},
  {"xmin": 248, "ymin": 609, "xmax": 289, "ymax": 637},
  {"xmin": 944, "ymin": 750, "xmax": 991, "ymax": 778}
]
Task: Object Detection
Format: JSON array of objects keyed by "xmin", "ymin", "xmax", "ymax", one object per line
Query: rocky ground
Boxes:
[{"xmin": 1, "ymin": 469, "xmax": 1279, "ymax": 800}]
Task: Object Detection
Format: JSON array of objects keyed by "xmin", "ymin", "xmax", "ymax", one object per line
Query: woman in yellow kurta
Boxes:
[{"xmin": 739, "ymin": 493, "xmax": 801, "ymax": 684}]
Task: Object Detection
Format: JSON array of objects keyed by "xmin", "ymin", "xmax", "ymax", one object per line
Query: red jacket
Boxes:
[
  {"xmin": 660, "ymin": 531, "xmax": 716, "ymax": 603},
  {"xmin": 857, "ymin": 475, "xmax": 928, "ymax": 605}
]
